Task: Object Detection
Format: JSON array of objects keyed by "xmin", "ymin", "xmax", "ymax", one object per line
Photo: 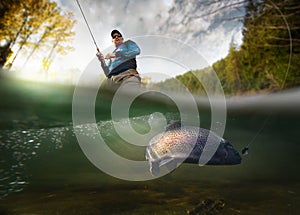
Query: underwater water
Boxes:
[{"xmin": 0, "ymin": 77, "xmax": 299, "ymax": 215}]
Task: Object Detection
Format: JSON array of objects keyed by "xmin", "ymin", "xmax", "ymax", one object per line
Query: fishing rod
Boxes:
[{"xmin": 75, "ymin": 0, "xmax": 100, "ymax": 53}]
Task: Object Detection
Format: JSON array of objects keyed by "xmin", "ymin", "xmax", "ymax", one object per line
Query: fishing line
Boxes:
[
  {"xmin": 241, "ymin": 114, "xmax": 271, "ymax": 155},
  {"xmin": 241, "ymin": 0, "xmax": 292, "ymax": 156},
  {"xmin": 75, "ymin": 0, "xmax": 100, "ymax": 52}
]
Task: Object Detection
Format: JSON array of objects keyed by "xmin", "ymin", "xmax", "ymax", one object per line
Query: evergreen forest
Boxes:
[{"xmin": 153, "ymin": 0, "xmax": 300, "ymax": 95}]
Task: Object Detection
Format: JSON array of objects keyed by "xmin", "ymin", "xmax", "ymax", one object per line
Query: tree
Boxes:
[
  {"xmin": 152, "ymin": 0, "xmax": 300, "ymax": 94},
  {"xmin": 0, "ymin": 0, "xmax": 23, "ymax": 68},
  {"xmin": 43, "ymin": 11, "xmax": 75, "ymax": 75},
  {"xmin": 239, "ymin": 0, "xmax": 300, "ymax": 91},
  {"xmin": 21, "ymin": 1, "xmax": 60, "ymax": 68},
  {"xmin": 0, "ymin": 0, "xmax": 75, "ymax": 71}
]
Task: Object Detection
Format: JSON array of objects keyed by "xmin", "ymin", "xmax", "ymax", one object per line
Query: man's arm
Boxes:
[
  {"xmin": 96, "ymin": 52, "xmax": 110, "ymax": 76},
  {"xmin": 115, "ymin": 40, "xmax": 140, "ymax": 59}
]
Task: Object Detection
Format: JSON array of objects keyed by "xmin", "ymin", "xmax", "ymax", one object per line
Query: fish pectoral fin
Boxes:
[
  {"xmin": 149, "ymin": 157, "xmax": 177, "ymax": 176},
  {"xmin": 159, "ymin": 156, "xmax": 175, "ymax": 167},
  {"xmin": 165, "ymin": 159, "xmax": 177, "ymax": 173},
  {"xmin": 160, "ymin": 157, "xmax": 178, "ymax": 173},
  {"xmin": 149, "ymin": 160, "xmax": 160, "ymax": 176}
]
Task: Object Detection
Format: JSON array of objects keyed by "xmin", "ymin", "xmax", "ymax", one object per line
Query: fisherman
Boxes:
[{"xmin": 96, "ymin": 29, "xmax": 141, "ymax": 87}]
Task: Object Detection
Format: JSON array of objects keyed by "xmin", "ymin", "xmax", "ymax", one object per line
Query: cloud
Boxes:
[
  {"xmin": 69, "ymin": 0, "xmax": 170, "ymax": 38},
  {"xmin": 154, "ymin": 0, "xmax": 245, "ymax": 63},
  {"xmin": 54, "ymin": 0, "xmax": 245, "ymax": 82},
  {"xmin": 55, "ymin": 0, "xmax": 171, "ymax": 70}
]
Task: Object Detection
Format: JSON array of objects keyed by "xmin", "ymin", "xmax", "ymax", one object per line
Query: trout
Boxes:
[{"xmin": 146, "ymin": 121, "xmax": 241, "ymax": 175}]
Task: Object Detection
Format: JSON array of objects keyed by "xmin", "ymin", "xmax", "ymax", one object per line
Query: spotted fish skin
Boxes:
[{"xmin": 146, "ymin": 121, "xmax": 241, "ymax": 176}]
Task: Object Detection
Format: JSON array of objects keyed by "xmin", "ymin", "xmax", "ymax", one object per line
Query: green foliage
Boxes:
[
  {"xmin": 236, "ymin": 0, "xmax": 300, "ymax": 92},
  {"xmin": 152, "ymin": 67, "xmax": 221, "ymax": 96},
  {"xmin": 154, "ymin": 0, "xmax": 300, "ymax": 95}
]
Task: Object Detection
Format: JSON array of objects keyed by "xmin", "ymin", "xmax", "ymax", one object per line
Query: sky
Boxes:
[{"xmin": 12, "ymin": 0, "xmax": 245, "ymax": 84}]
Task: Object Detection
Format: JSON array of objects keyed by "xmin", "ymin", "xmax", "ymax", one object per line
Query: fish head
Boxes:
[{"xmin": 206, "ymin": 140, "xmax": 241, "ymax": 165}]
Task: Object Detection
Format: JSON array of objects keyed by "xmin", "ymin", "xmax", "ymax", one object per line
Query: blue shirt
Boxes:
[{"xmin": 101, "ymin": 40, "xmax": 140, "ymax": 78}]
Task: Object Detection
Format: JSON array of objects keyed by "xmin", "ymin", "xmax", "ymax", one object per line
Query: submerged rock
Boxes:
[{"xmin": 187, "ymin": 198, "xmax": 225, "ymax": 215}]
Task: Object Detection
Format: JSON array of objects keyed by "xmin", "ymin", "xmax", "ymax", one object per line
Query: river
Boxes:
[{"xmin": 0, "ymin": 76, "xmax": 299, "ymax": 214}]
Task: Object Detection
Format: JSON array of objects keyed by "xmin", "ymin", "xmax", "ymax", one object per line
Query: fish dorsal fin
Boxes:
[{"xmin": 165, "ymin": 121, "xmax": 182, "ymax": 131}]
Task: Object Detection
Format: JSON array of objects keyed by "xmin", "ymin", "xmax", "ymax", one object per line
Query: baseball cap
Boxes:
[{"xmin": 111, "ymin": 29, "xmax": 122, "ymax": 38}]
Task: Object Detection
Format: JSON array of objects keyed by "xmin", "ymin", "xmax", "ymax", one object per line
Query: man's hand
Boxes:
[
  {"xmin": 96, "ymin": 52, "xmax": 105, "ymax": 64},
  {"xmin": 105, "ymin": 53, "xmax": 116, "ymax": 59}
]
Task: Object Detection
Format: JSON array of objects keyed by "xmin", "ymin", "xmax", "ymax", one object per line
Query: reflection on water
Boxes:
[
  {"xmin": 0, "ymin": 127, "xmax": 70, "ymax": 198},
  {"xmin": 0, "ymin": 113, "xmax": 177, "ymax": 199}
]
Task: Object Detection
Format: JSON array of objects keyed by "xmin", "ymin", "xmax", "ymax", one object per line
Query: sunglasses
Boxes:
[{"xmin": 112, "ymin": 34, "xmax": 122, "ymax": 39}]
